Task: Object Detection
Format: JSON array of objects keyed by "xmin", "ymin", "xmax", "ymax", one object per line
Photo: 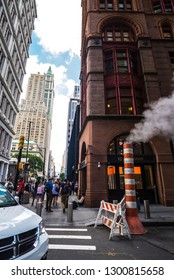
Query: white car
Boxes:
[{"xmin": 0, "ymin": 184, "xmax": 49, "ymax": 260}]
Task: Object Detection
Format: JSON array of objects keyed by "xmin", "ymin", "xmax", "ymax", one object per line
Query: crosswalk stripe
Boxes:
[
  {"xmin": 49, "ymin": 244, "xmax": 96, "ymax": 250},
  {"xmin": 46, "ymin": 228, "xmax": 88, "ymax": 232},
  {"xmin": 48, "ymin": 235, "xmax": 91, "ymax": 239}
]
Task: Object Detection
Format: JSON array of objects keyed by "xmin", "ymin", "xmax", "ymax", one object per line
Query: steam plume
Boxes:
[{"xmin": 127, "ymin": 92, "xmax": 174, "ymax": 143}]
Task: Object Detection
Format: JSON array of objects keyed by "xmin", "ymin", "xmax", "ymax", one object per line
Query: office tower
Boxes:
[
  {"xmin": 0, "ymin": 0, "xmax": 37, "ymax": 181},
  {"xmin": 79, "ymin": 0, "xmax": 174, "ymax": 207},
  {"xmin": 14, "ymin": 67, "xmax": 55, "ymax": 176},
  {"xmin": 65, "ymin": 85, "xmax": 80, "ymax": 174}
]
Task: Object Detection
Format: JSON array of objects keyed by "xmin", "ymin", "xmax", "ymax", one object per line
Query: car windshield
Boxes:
[{"xmin": 0, "ymin": 186, "xmax": 18, "ymax": 207}]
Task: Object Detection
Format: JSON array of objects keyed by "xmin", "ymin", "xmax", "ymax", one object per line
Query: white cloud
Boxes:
[{"xmin": 35, "ymin": 0, "xmax": 82, "ymax": 56}]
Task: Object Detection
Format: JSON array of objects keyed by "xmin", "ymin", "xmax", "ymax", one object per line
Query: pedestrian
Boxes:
[
  {"xmin": 17, "ymin": 177, "xmax": 25, "ymax": 204},
  {"xmin": 77, "ymin": 193, "xmax": 85, "ymax": 206},
  {"xmin": 72, "ymin": 193, "xmax": 85, "ymax": 209},
  {"xmin": 31, "ymin": 177, "xmax": 41, "ymax": 206},
  {"xmin": 52, "ymin": 179, "xmax": 60, "ymax": 207},
  {"xmin": 29, "ymin": 180, "xmax": 35, "ymax": 199},
  {"xmin": 36, "ymin": 179, "xmax": 45, "ymax": 205},
  {"xmin": 59, "ymin": 179, "xmax": 70, "ymax": 213},
  {"xmin": 44, "ymin": 178, "xmax": 53, "ymax": 212}
]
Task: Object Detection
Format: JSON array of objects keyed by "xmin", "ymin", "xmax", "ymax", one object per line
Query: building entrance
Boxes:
[
  {"xmin": 107, "ymin": 134, "xmax": 158, "ymax": 204},
  {"xmin": 108, "ymin": 164, "xmax": 158, "ymax": 204}
]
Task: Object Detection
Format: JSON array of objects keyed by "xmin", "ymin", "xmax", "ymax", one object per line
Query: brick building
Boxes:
[{"xmin": 78, "ymin": 0, "xmax": 174, "ymax": 207}]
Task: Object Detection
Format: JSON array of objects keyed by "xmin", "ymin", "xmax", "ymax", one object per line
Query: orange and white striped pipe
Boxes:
[
  {"xmin": 123, "ymin": 142, "xmax": 137, "ymax": 215},
  {"xmin": 123, "ymin": 142, "xmax": 146, "ymax": 234}
]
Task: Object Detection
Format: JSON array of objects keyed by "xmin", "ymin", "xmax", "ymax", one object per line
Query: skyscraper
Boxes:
[
  {"xmin": 14, "ymin": 67, "xmax": 55, "ymax": 176},
  {"xmin": 0, "ymin": 0, "xmax": 37, "ymax": 181},
  {"xmin": 65, "ymin": 85, "xmax": 80, "ymax": 174},
  {"xmin": 79, "ymin": 0, "xmax": 174, "ymax": 207}
]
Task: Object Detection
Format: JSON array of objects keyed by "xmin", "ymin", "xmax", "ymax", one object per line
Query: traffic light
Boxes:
[
  {"xmin": 18, "ymin": 162, "xmax": 23, "ymax": 170},
  {"xmin": 18, "ymin": 135, "xmax": 24, "ymax": 150}
]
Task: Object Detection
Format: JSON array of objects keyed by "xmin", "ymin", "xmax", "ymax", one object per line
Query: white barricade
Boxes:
[{"xmin": 94, "ymin": 196, "xmax": 131, "ymax": 240}]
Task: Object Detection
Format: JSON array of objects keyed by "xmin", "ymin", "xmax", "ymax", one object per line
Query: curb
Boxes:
[{"xmin": 142, "ymin": 221, "xmax": 174, "ymax": 227}]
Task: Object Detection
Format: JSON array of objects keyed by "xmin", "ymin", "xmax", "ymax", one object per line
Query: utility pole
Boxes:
[
  {"xmin": 14, "ymin": 136, "xmax": 24, "ymax": 192},
  {"xmin": 43, "ymin": 147, "xmax": 46, "ymax": 177},
  {"xmin": 24, "ymin": 121, "xmax": 32, "ymax": 183},
  {"xmin": 26, "ymin": 121, "xmax": 32, "ymax": 163}
]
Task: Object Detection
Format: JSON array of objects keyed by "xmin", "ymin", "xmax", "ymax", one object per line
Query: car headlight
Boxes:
[
  {"xmin": 38, "ymin": 220, "xmax": 46, "ymax": 235},
  {"xmin": 34, "ymin": 220, "xmax": 46, "ymax": 247}
]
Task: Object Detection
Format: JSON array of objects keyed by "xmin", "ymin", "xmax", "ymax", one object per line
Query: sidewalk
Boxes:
[{"xmin": 24, "ymin": 195, "xmax": 174, "ymax": 227}]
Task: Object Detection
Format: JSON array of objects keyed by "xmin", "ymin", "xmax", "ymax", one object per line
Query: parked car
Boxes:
[{"xmin": 0, "ymin": 184, "xmax": 49, "ymax": 260}]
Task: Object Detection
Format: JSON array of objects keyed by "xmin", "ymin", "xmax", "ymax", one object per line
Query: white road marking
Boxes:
[
  {"xmin": 46, "ymin": 228, "xmax": 88, "ymax": 231},
  {"xmin": 48, "ymin": 235, "xmax": 91, "ymax": 239},
  {"xmin": 49, "ymin": 244, "xmax": 96, "ymax": 250}
]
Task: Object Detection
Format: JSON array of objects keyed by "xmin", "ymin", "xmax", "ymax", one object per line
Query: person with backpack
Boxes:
[
  {"xmin": 44, "ymin": 178, "xmax": 53, "ymax": 212},
  {"xmin": 59, "ymin": 179, "xmax": 70, "ymax": 213},
  {"xmin": 52, "ymin": 179, "xmax": 60, "ymax": 207}
]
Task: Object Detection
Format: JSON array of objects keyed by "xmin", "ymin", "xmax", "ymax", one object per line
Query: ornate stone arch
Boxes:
[
  {"xmin": 159, "ymin": 17, "xmax": 174, "ymax": 27},
  {"xmin": 97, "ymin": 15, "xmax": 144, "ymax": 39},
  {"xmin": 159, "ymin": 18, "xmax": 174, "ymax": 38},
  {"xmin": 159, "ymin": 17, "xmax": 174, "ymax": 28}
]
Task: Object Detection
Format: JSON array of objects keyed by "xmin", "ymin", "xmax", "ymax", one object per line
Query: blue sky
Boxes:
[
  {"xmin": 22, "ymin": 0, "xmax": 82, "ymax": 172},
  {"xmin": 29, "ymin": 33, "xmax": 81, "ymax": 83}
]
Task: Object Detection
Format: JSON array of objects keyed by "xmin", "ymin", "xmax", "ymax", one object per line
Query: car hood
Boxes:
[{"xmin": 0, "ymin": 205, "xmax": 41, "ymax": 238}]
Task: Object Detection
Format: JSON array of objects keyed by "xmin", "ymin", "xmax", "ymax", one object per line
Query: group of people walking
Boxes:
[{"xmin": 28, "ymin": 177, "xmax": 83, "ymax": 213}]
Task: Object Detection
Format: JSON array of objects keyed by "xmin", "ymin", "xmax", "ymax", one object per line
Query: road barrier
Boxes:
[{"xmin": 94, "ymin": 196, "xmax": 131, "ymax": 240}]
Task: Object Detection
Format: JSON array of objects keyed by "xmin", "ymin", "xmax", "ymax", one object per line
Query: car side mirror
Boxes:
[{"xmin": 15, "ymin": 196, "xmax": 19, "ymax": 203}]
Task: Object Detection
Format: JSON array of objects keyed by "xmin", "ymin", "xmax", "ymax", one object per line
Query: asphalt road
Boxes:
[{"xmin": 46, "ymin": 225, "xmax": 174, "ymax": 260}]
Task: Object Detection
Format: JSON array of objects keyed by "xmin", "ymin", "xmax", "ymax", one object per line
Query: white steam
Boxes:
[{"xmin": 127, "ymin": 91, "xmax": 174, "ymax": 143}]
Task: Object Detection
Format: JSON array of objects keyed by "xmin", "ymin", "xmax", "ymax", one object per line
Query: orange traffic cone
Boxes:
[{"xmin": 123, "ymin": 142, "xmax": 147, "ymax": 234}]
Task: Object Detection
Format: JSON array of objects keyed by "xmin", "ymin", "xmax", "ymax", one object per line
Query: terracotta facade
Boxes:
[{"xmin": 79, "ymin": 0, "xmax": 174, "ymax": 207}]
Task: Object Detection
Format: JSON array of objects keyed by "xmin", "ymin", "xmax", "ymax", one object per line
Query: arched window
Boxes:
[
  {"xmin": 108, "ymin": 134, "xmax": 153, "ymax": 156},
  {"xmin": 152, "ymin": 0, "xmax": 174, "ymax": 13},
  {"xmin": 161, "ymin": 23, "xmax": 173, "ymax": 39}
]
